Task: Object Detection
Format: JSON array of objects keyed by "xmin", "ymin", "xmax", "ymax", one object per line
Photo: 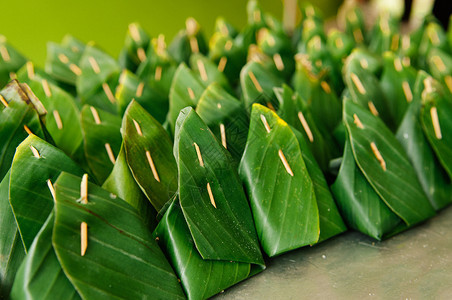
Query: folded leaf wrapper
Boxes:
[
  {"xmin": 154, "ymin": 107, "xmax": 264, "ymax": 299},
  {"xmin": 332, "ymin": 98, "xmax": 436, "ymax": 240},
  {"xmin": 11, "ymin": 172, "xmax": 185, "ymax": 299},
  {"xmin": 239, "ymin": 104, "xmax": 345, "ymax": 256}
]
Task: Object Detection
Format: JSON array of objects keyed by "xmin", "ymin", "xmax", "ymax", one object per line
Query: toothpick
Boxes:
[
  {"xmin": 368, "ymin": 101, "xmax": 379, "ymax": 116},
  {"xmin": 390, "ymin": 34, "xmax": 399, "ymax": 51},
  {"xmin": 189, "ymin": 37, "xmax": 199, "ymax": 53},
  {"xmin": 47, "ymin": 179, "xmax": 56, "ymax": 200},
  {"xmin": 197, "ymin": 59, "xmax": 208, "ymax": 82},
  {"xmin": 30, "ymin": 145, "xmax": 41, "ymax": 158},
  {"xmin": 220, "ymin": 123, "xmax": 227, "ymax": 149},
  {"xmin": 81, "ymin": 174, "xmax": 88, "ymax": 204},
  {"xmin": 350, "ymin": 73, "xmax": 366, "ymax": 95},
  {"xmin": 278, "ymin": 149, "xmax": 294, "ymax": 176},
  {"xmin": 155, "ymin": 66, "xmax": 162, "ymax": 81},
  {"xmin": 137, "ymin": 48, "xmax": 146, "ymax": 62},
  {"xmin": 102, "ymin": 83, "xmax": 116, "ymax": 104},
  {"xmin": 129, "ymin": 23, "xmax": 141, "ymax": 42},
  {"xmin": 88, "ymin": 57, "xmax": 101, "ymax": 74},
  {"xmin": 58, "ymin": 53, "xmax": 69, "ymax": 64},
  {"xmin": 402, "ymin": 81, "xmax": 413, "ymax": 103},
  {"xmin": 193, "ymin": 142, "xmax": 204, "ymax": 167},
  {"xmin": 0, "ymin": 46, "xmax": 10, "ymax": 61},
  {"xmin": 218, "ymin": 57, "xmax": 227, "ymax": 72},
  {"xmin": 136, "ymin": 82, "xmax": 144, "ymax": 97},
  {"xmin": 260, "ymin": 114, "xmax": 271, "ymax": 133},
  {"xmin": 297, "ymin": 111, "xmax": 314, "ymax": 142},
  {"xmin": 206, "ymin": 182, "xmax": 217, "ymax": 208},
  {"xmin": 90, "ymin": 106, "xmax": 101, "ymax": 124},
  {"xmin": 42, "ymin": 79, "xmax": 52, "ymax": 97},
  {"xmin": 81, "ymin": 222, "xmax": 88, "ymax": 256},
  {"xmin": 431, "ymin": 55, "xmax": 446, "ymax": 72},
  {"xmin": 370, "ymin": 142, "xmax": 386, "ymax": 171},
  {"xmin": 69, "ymin": 64, "xmax": 82, "ymax": 75},
  {"xmin": 26, "ymin": 62, "xmax": 35, "ymax": 79},
  {"xmin": 320, "ymin": 81, "xmax": 331, "ymax": 94},
  {"xmin": 53, "ymin": 110, "xmax": 63, "ymax": 129},
  {"xmin": 444, "ymin": 76, "xmax": 452, "ymax": 93},
  {"xmin": 273, "ymin": 53, "xmax": 285, "ymax": 71},
  {"xmin": 145, "ymin": 150, "xmax": 161, "ymax": 182},
  {"xmin": 23, "ymin": 125, "xmax": 33, "ymax": 135},
  {"xmin": 430, "ymin": 106, "xmax": 442, "ymax": 139},
  {"xmin": 105, "ymin": 143, "xmax": 116, "ymax": 164},
  {"xmin": 248, "ymin": 71, "xmax": 263, "ymax": 92},
  {"xmin": 335, "ymin": 37, "xmax": 344, "ymax": 49},
  {"xmin": 394, "ymin": 58, "xmax": 403, "ymax": 72},
  {"xmin": 353, "ymin": 113, "xmax": 364, "ymax": 129},
  {"xmin": 133, "ymin": 119, "xmax": 143, "ymax": 136},
  {"xmin": 353, "ymin": 29, "xmax": 364, "ymax": 43},
  {"xmin": 360, "ymin": 59, "xmax": 369, "ymax": 69},
  {"xmin": 0, "ymin": 94, "xmax": 8, "ymax": 107},
  {"xmin": 187, "ymin": 87, "xmax": 195, "ymax": 100}
]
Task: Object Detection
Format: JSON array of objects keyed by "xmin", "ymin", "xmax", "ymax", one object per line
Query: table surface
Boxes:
[{"xmin": 216, "ymin": 205, "xmax": 452, "ymax": 299}]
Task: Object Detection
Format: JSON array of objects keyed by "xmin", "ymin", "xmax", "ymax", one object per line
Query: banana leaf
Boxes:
[
  {"xmin": 115, "ymin": 69, "xmax": 168, "ymax": 123},
  {"xmin": 368, "ymin": 13, "xmax": 400, "ymax": 55},
  {"xmin": 0, "ymin": 80, "xmax": 46, "ymax": 180},
  {"xmin": 80, "ymin": 105, "xmax": 122, "ymax": 184},
  {"xmin": 23, "ymin": 77, "xmax": 83, "ymax": 157},
  {"xmin": 275, "ymin": 84, "xmax": 338, "ymax": 172},
  {"xmin": 327, "ymin": 29, "xmax": 354, "ymax": 69},
  {"xmin": 240, "ymin": 59, "xmax": 284, "ymax": 111},
  {"xmin": 51, "ymin": 172, "xmax": 185, "ymax": 299},
  {"xmin": 214, "ymin": 17, "xmax": 238, "ymax": 38},
  {"xmin": 427, "ymin": 48, "xmax": 452, "ymax": 95},
  {"xmin": 0, "ymin": 171, "xmax": 26, "ymax": 299},
  {"xmin": 118, "ymin": 23, "xmax": 150, "ymax": 72},
  {"xmin": 418, "ymin": 21, "xmax": 450, "ymax": 69},
  {"xmin": 174, "ymin": 107, "xmax": 263, "ymax": 264},
  {"xmin": 0, "ymin": 37, "xmax": 27, "ymax": 87},
  {"xmin": 45, "ymin": 35, "xmax": 85, "ymax": 86},
  {"xmin": 122, "ymin": 100, "xmax": 178, "ymax": 212},
  {"xmin": 102, "ymin": 144, "xmax": 157, "ymax": 229},
  {"xmin": 76, "ymin": 45, "xmax": 120, "ymax": 114},
  {"xmin": 380, "ymin": 52, "xmax": 417, "ymax": 128},
  {"xmin": 189, "ymin": 53, "xmax": 231, "ymax": 92},
  {"xmin": 167, "ymin": 63, "xmax": 206, "ymax": 133},
  {"xmin": 195, "ymin": 83, "xmax": 249, "ymax": 163},
  {"xmin": 168, "ymin": 18, "xmax": 208, "ymax": 64},
  {"xmin": 343, "ymin": 98, "xmax": 435, "ymax": 227},
  {"xmin": 331, "ymin": 141, "xmax": 403, "ymax": 240},
  {"xmin": 344, "ymin": 6, "xmax": 367, "ymax": 45},
  {"xmin": 240, "ymin": 103, "xmax": 341, "ymax": 256},
  {"xmin": 154, "ymin": 198, "xmax": 264, "ymax": 300},
  {"xmin": 420, "ymin": 81, "xmax": 452, "ymax": 180},
  {"xmin": 9, "ymin": 135, "xmax": 85, "ymax": 250},
  {"xmin": 11, "ymin": 213, "xmax": 80, "ymax": 300},
  {"xmin": 396, "ymin": 71, "xmax": 452, "ymax": 210},
  {"xmin": 209, "ymin": 33, "xmax": 246, "ymax": 86}
]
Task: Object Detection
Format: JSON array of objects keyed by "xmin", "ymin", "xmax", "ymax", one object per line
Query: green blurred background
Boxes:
[{"xmin": 1, "ymin": 0, "xmax": 339, "ymax": 65}]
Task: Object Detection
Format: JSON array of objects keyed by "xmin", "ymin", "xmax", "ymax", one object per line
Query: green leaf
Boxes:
[
  {"xmin": 0, "ymin": 171, "xmax": 26, "ymax": 299},
  {"xmin": 102, "ymin": 144, "xmax": 157, "ymax": 229},
  {"xmin": 344, "ymin": 99, "xmax": 436, "ymax": 226},
  {"xmin": 174, "ymin": 107, "xmax": 263, "ymax": 264},
  {"xmin": 115, "ymin": 69, "xmax": 168, "ymax": 123},
  {"xmin": 122, "ymin": 100, "xmax": 178, "ymax": 212},
  {"xmin": 9, "ymin": 135, "xmax": 85, "ymax": 250},
  {"xmin": 380, "ymin": 52, "xmax": 417, "ymax": 128},
  {"xmin": 396, "ymin": 71, "xmax": 452, "ymax": 210},
  {"xmin": 52, "ymin": 172, "xmax": 185, "ymax": 299},
  {"xmin": 420, "ymin": 80, "xmax": 452, "ymax": 180},
  {"xmin": 189, "ymin": 53, "xmax": 231, "ymax": 92},
  {"xmin": 154, "ymin": 199, "xmax": 263, "ymax": 300},
  {"xmin": 0, "ymin": 80, "xmax": 46, "ymax": 181},
  {"xmin": 45, "ymin": 35, "xmax": 85, "ymax": 86},
  {"xmin": 76, "ymin": 45, "xmax": 120, "ymax": 114},
  {"xmin": 368, "ymin": 14, "xmax": 400, "ymax": 54},
  {"xmin": 24, "ymin": 77, "xmax": 83, "ymax": 157},
  {"xmin": 344, "ymin": 6, "xmax": 367, "ymax": 44},
  {"xmin": 239, "ymin": 104, "xmax": 319, "ymax": 256},
  {"xmin": 418, "ymin": 21, "xmax": 450, "ymax": 69},
  {"xmin": 426, "ymin": 48, "xmax": 452, "ymax": 95},
  {"xmin": 240, "ymin": 60, "xmax": 284, "ymax": 111},
  {"xmin": 331, "ymin": 142, "xmax": 403, "ymax": 240},
  {"xmin": 167, "ymin": 63, "xmax": 206, "ymax": 133},
  {"xmin": 168, "ymin": 18, "xmax": 208, "ymax": 64},
  {"xmin": 0, "ymin": 37, "xmax": 27, "ymax": 87},
  {"xmin": 196, "ymin": 83, "xmax": 249, "ymax": 163},
  {"xmin": 11, "ymin": 213, "xmax": 80, "ymax": 300},
  {"xmin": 80, "ymin": 105, "xmax": 122, "ymax": 184},
  {"xmin": 118, "ymin": 23, "xmax": 150, "ymax": 72}
]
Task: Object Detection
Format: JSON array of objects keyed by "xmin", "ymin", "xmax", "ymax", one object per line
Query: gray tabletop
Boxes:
[{"xmin": 217, "ymin": 205, "xmax": 452, "ymax": 299}]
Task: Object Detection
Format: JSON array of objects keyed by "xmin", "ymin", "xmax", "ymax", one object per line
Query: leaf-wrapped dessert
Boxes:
[
  {"xmin": 155, "ymin": 107, "xmax": 265, "ymax": 299},
  {"xmin": 239, "ymin": 103, "xmax": 346, "ymax": 256}
]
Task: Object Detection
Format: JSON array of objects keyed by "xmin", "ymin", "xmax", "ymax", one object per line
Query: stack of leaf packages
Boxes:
[{"xmin": 1, "ymin": 1, "xmax": 452, "ymax": 299}]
